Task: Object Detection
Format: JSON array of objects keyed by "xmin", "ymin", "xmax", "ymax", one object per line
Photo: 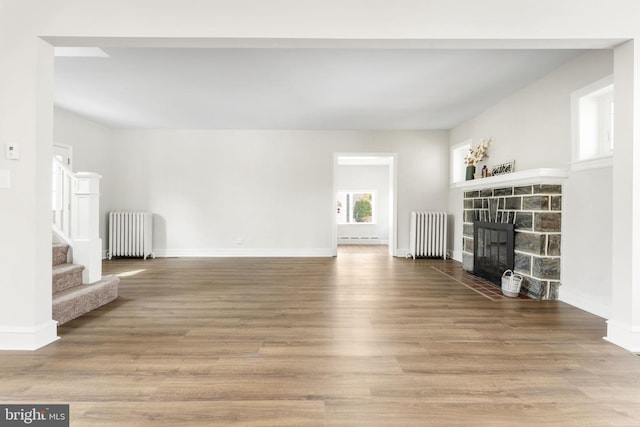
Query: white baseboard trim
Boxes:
[
  {"xmin": 153, "ymin": 248, "xmax": 335, "ymax": 258},
  {"xmin": 604, "ymin": 319, "xmax": 640, "ymax": 353},
  {"xmin": 558, "ymin": 288, "xmax": 610, "ymax": 319},
  {"xmin": 0, "ymin": 320, "xmax": 59, "ymax": 351},
  {"xmin": 395, "ymin": 248, "xmax": 410, "ymax": 258}
]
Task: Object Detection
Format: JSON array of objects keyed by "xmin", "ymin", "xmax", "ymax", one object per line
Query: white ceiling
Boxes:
[{"xmin": 54, "ymin": 47, "xmax": 583, "ymax": 130}]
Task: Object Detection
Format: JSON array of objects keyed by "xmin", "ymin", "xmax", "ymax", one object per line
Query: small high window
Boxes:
[
  {"xmin": 571, "ymin": 76, "xmax": 614, "ymax": 167},
  {"xmin": 451, "ymin": 140, "xmax": 472, "ymax": 183},
  {"xmin": 337, "ymin": 191, "xmax": 375, "ymax": 224}
]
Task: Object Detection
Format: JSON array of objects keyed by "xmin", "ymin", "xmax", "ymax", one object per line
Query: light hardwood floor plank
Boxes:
[{"xmin": 1, "ymin": 246, "xmax": 640, "ymax": 425}]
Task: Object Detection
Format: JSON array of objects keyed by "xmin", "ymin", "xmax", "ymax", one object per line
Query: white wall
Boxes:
[
  {"xmin": 336, "ymin": 164, "xmax": 390, "ymax": 245},
  {"xmin": 0, "ymin": 30, "xmax": 57, "ymax": 349},
  {"xmin": 448, "ymin": 50, "xmax": 614, "ymax": 316},
  {"xmin": 54, "ymin": 108, "xmax": 114, "ymax": 254},
  {"xmin": 450, "ymin": 50, "xmax": 614, "ymax": 171},
  {"xmin": 108, "ymin": 129, "xmax": 449, "ymax": 256},
  {"xmin": 51, "ymin": 112, "xmax": 448, "ymax": 258},
  {"xmin": 561, "ymin": 166, "xmax": 612, "ymax": 317},
  {"xmin": 449, "ymin": 50, "xmax": 613, "ymax": 258}
]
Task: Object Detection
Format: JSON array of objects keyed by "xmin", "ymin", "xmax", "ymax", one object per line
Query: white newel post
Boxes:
[{"xmin": 72, "ymin": 172, "xmax": 102, "ymax": 284}]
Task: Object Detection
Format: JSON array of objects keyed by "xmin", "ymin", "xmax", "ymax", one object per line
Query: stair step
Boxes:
[
  {"xmin": 52, "ymin": 243, "xmax": 69, "ymax": 266},
  {"xmin": 53, "ymin": 276, "xmax": 119, "ymax": 326},
  {"xmin": 52, "ymin": 263, "xmax": 85, "ymax": 294}
]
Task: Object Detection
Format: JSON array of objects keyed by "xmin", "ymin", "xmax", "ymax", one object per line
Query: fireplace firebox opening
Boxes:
[{"xmin": 473, "ymin": 221, "xmax": 515, "ymax": 285}]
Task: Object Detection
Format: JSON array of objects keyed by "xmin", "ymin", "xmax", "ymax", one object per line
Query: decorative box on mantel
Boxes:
[{"xmin": 455, "ymin": 169, "xmax": 568, "ymax": 300}]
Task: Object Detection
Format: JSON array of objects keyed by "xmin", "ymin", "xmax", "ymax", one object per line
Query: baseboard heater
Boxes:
[
  {"xmin": 408, "ymin": 211, "xmax": 447, "ymax": 259},
  {"xmin": 338, "ymin": 236, "xmax": 381, "ymax": 243},
  {"xmin": 108, "ymin": 211, "xmax": 155, "ymax": 260}
]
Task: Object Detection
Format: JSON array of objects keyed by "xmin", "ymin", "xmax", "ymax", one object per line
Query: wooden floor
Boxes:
[{"xmin": 2, "ymin": 246, "xmax": 640, "ymax": 426}]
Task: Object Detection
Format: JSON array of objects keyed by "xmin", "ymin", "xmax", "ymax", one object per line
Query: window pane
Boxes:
[
  {"xmin": 572, "ymin": 78, "xmax": 614, "ymax": 163},
  {"xmin": 352, "ymin": 193, "xmax": 373, "ymax": 223},
  {"xmin": 337, "ymin": 191, "xmax": 375, "ymax": 224}
]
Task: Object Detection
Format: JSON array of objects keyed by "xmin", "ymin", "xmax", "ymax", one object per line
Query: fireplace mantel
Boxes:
[{"xmin": 452, "ymin": 168, "xmax": 568, "ymax": 191}]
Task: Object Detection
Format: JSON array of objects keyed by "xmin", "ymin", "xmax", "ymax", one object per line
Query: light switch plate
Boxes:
[
  {"xmin": 0, "ymin": 169, "xmax": 10, "ymax": 188},
  {"xmin": 6, "ymin": 144, "xmax": 20, "ymax": 160}
]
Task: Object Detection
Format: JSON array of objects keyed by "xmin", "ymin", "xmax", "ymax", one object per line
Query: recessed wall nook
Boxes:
[{"xmin": 454, "ymin": 169, "xmax": 567, "ymax": 299}]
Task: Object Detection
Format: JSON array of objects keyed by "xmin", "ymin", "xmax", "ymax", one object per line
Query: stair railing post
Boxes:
[{"xmin": 71, "ymin": 172, "xmax": 102, "ymax": 283}]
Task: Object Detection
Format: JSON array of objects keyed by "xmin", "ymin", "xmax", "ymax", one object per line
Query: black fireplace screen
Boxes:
[{"xmin": 473, "ymin": 221, "xmax": 514, "ymax": 284}]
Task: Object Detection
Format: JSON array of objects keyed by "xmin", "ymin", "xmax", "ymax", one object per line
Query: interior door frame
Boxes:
[
  {"xmin": 333, "ymin": 152, "xmax": 398, "ymax": 256},
  {"xmin": 53, "ymin": 142, "xmax": 73, "ymax": 169}
]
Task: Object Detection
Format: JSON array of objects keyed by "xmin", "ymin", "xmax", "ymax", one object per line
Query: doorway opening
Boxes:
[
  {"xmin": 53, "ymin": 143, "xmax": 73, "ymax": 168},
  {"xmin": 333, "ymin": 154, "xmax": 397, "ymax": 257}
]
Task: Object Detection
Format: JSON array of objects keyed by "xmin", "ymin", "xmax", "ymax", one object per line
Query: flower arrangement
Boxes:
[{"xmin": 464, "ymin": 138, "xmax": 492, "ymax": 166}]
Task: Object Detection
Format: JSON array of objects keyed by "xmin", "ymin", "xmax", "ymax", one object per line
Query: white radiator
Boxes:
[
  {"xmin": 408, "ymin": 211, "xmax": 447, "ymax": 259},
  {"xmin": 108, "ymin": 211, "xmax": 155, "ymax": 260}
]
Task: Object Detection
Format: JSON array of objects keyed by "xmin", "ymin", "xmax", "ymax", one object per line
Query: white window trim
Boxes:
[
  {"xmin": 569, "ymin": 155, "xmax": 613, "ymax": 172},
  {"xmin": 570, "ymin": 75, "xmax": 614, "ymax": 170}
]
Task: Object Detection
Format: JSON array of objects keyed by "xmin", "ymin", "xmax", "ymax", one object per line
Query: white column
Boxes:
[
  {"xmin": 72, "ymin": 172, "xmax": 102, "ymax": 284},
  {"xmin": 606, "ymin": 40, "xmax": 640, "ymax": 352},
  {"xmin": 0, "ymin": 38, "xmax": 58, "ymax": 350}
]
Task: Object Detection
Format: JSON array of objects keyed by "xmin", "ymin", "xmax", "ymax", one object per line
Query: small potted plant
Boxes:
[{"xmin": 464, "ymin": 138, "xmax": 491, "ymax": 180}]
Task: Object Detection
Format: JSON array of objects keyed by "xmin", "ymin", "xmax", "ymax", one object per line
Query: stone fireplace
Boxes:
[{"xmin": 459, "ymin": 171, "xmax": 565, "ymax": 300}]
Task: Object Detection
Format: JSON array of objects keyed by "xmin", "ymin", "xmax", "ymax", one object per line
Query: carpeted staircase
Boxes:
[{"xmin": 52, "ymin": 243, "xmax": 119, "ymax": 325}]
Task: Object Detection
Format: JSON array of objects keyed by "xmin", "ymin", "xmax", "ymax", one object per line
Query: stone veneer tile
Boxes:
[
  {"xmin": 520, "ymin": 276, "xmax": 545, "ymax": 300},
  {"xmin": 532, "ymin": 257, "xmax": 561, "ymax": 280},
  {"xmin": 533, "ymin": 184, "xmax": 562, "ymax": 194},
  {"xmin": 522, "ymin": 195, "xmax": 549, "ymax": 211},
  {"xmin": 534, "ymin": 212, "xmax": 562, "ymax": 232},
  {"xmin": 551, "ymin": 195, "xmax": 562, "ymax": 211},
  {"xmin": 548, "ymin": 235, "xmax": 561, "ymax": 256},
  {"xmin": 462, "ymin": 253, "xmax": 473, "ymax": 271},
  {"xmin": 504, "ymin": 196, "xmax": 522, "ymax": 210},
  {"xmin": 548, "ymin": 282, "xmax": 560, "ymax": 300},
  {"xmin": 514, "ymin": 185, "xmax": 533, "ymax": 195},
  {"xmin": 463, "ymin": 223, "xmax": 474, "ymax": 238},
  {"xmin": 464, "ymin": 210, "xmax": 476, "ymax": 223},
  {"xmin": 463, "ymin": 237, "xmax": 474, "ymax": 253},
  {"xmin": 515, "ymin": 232, "xmax": 546, "ymax": 255},
  {"xmin": 514, "ymin": 212, "xmax": 533, "ymax": 230},
  {"xmin": 489, "ymin": 199, "xmax": 499, "ymax": 220},
  {"xmin": 494, "ymin": 187, "xmax": 513, "ymax": 196},
  {"xmin": 465, "ymin": 191, "xmax": 480, "ymax": 198},
  {"xmin": 514, "ymin": 253, "xmax": 532, "ymax": 275}
]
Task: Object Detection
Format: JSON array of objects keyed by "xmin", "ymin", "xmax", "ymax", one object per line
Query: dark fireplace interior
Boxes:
[{"xmin": 473, "ymin": 221, "xmax": 515, "ymax": 284}]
